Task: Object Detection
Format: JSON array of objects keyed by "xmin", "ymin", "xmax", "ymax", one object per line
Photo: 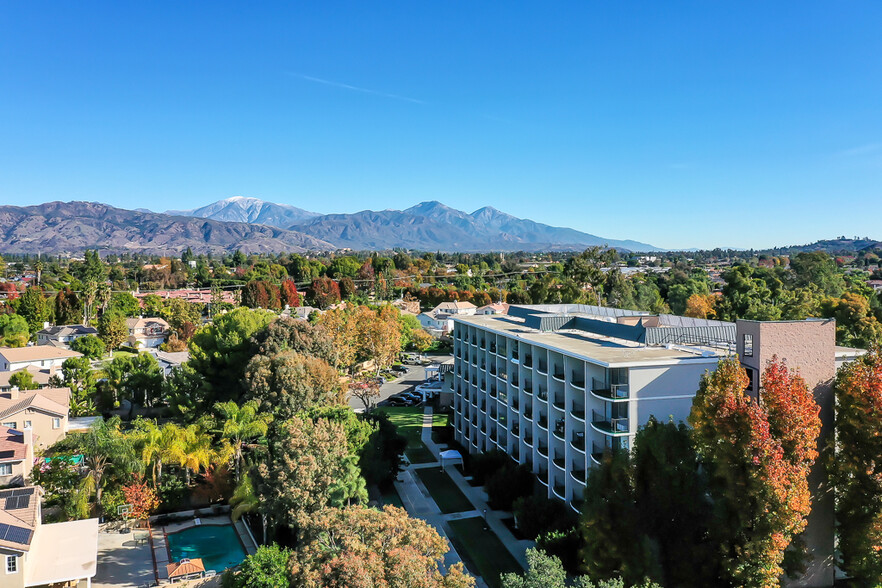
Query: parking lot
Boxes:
[{"xmin": 348, "ymin": 353, "xmax": 452, "ymax": 412}]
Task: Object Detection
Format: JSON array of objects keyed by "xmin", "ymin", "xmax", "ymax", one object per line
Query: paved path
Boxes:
[{"xmin": 418, "ymin": 407, "xmax": 533, "ymax": 571}]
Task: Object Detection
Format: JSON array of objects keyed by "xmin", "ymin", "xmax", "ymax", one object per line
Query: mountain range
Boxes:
[
  {"xmin": 0, "ymin": 197, "xmax": 661, "ymax": 255},
  {"xmin": 165, "ymin": 197, "xmax": 662, "ymax": 252}
]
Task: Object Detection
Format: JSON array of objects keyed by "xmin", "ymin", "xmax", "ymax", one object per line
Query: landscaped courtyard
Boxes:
[
  {"xmin": 378, "ymin": 406, "xmax": 448, "ymax": 464},
  {"xmin": 448, "ymin": 516, "xmax": 524, "ymax": 588}
]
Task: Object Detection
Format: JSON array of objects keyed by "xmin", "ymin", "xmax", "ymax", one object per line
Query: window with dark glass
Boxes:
[{"xmin": 743, "ymin": 334, "xmax": 754, "ymax": 357}]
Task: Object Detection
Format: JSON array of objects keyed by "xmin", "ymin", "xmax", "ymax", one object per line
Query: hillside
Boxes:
[{"xmin": 0, "ymin": 201, "xmax": 335, "ymax": 255}]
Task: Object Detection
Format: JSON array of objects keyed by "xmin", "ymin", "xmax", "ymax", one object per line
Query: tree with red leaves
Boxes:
[
  {"xmin": 311, "ymin": 277, "xmax": 341, "ymax": 309},
  {"xmin": 689, "ymin": 357, "xmax": 820, "ymax": 588},
  {"xmin": 280, "ymin": 279, "xmax": 301, "ymax": 308},
  {"xmin": 831, "ymin": 349, "xmax": 882, "ymax": 585},
  {"xmin": 241, "ymin": 280, "xmax": 281, "ymax": 310},
  {"xmin": 122, "ymin": 478, "xmax": 160, "ymax": 522}
]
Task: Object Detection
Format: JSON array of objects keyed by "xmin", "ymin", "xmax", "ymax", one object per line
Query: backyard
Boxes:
[{"xmin": 414, "ymin": 467, "xmax": 474, "ymax": 514}]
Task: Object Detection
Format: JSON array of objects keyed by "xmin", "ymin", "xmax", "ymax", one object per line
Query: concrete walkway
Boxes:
[{"xmin": 418, "ymin": 407, "xmax": 534, "ymax": 571}]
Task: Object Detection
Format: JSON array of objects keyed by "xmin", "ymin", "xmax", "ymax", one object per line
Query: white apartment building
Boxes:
[{"xmin": 451, "ymin": 304, "xmax": 737, "ymax": 512}]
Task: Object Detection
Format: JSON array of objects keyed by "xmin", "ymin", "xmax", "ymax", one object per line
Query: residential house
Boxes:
[
  {"xmin": 418, "ymin": 301, "xmax": 477, "ymax": 337},
  {"xmin": 0, "ymin": 347, "xmax": 81, "ymax": 374},
  {"xmin": 125, "ymin": 317, "xmax": 171, "ymax": 348},
  {"xmin": 149, "ymin": 350, "xmax": 189, "ymax": 377},
  {"xmin": 0, "ymin": 428, "xmax": 33, "ymax": 487},
  {"xmin": 0, "ymin": 486, "xmax": 99, "ymax": 588},
  {"xmin": 0, "ymin": 388, "xmax": 70, "ymax": 451},
  {"xmin": 35, "ymin": 324, "xmax": 98, "ymax": 348},
  {"xmin": 476, "ymin": 303, "xmax": 509, "ymax": 315}
]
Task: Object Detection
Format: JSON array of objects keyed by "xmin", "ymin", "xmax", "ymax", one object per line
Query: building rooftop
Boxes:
[
  {"xmin": 454, "ymin": 312, "xmax": 724, "ymax": 368},
  {"xmin": 25, "ymin": 517, "xmax": 99, "ymax": 586},
  {"xmin": 0, "ymin": 427, "xmax": 27, "ymax": 463},
  {"xmin": 36, "ymin": 324, "xmax": 98, "ymax": 337},
  {"xmin": 0, "ymin": 388, "xmax": 70, "ymax": 421},
  {"xmin": 0, "ymin": 345, "xmax": 82, "ymax": 364},
  {"xmin": 0, "ymin": 486, "xmax": 39, "ymax": 552},
  {"xmin": 0, "ymin": 366, "xmax": 53, "ymax": 389}
]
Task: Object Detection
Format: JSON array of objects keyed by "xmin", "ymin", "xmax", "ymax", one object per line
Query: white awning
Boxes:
[{"xmin": 439, "ymin": 449, "xmax": 462, "ymax": 461}]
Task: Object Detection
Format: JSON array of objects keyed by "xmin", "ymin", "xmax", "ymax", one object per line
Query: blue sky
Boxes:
[{"xmin": 2, "ymin": 2, "xmax": 881, "ymax": 250}]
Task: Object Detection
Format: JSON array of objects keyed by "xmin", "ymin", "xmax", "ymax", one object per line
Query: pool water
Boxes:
[{"xmin": 166, "ymin": 524, "xmax": 246, "ymax": 571}]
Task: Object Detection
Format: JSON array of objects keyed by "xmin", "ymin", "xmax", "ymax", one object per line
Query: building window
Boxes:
[
  {"xmin": 743, "ymin": 334, "xmax": 754, "ymax": 357},
  {"xmin": 2, "ymin": 422, "xmax": 15, "ymax": 429},
  {"xmin": 23, "ymin": 421, "xmax": 31, "ymax": 429},
  {"xmin": 52, "ymin": 418, "xmax": 61, "ymax": 429},
  {"xmin": 0, "ymin": 464, "xmax": 12, "ymax": 476},
  {"xmin": 6, "ymin": 555, "xmax": 16, "ymax": 573}
]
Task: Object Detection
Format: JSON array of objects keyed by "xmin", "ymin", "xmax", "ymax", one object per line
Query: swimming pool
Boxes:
[{"xmin": 166, "ymin": 524, "xmax": 246, "ymax": 571}]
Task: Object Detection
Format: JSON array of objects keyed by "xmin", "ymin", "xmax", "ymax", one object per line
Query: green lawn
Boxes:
[
  {"xmin": 377, "ymin": 407, "xmax": 440, "ymax": 464},
  {"xmin": 447, "ymin": 517, "xmax": 523, "ymax": 588},
  {"xmin": 414, "ymin": 467, "xmax": 474, "ymax": 514},
  {"xmin": 380, "ymin": 486, "xmax": 404, "ymax": 508}
]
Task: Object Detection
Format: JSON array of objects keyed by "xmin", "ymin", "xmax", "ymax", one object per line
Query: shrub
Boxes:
[
  {"xmin": 513, "ymin": 495, "xmax": 577, "ymax": 539},
  {"xmin": 485, "ymin": 463, "xmax": 534, "ymax": 510},
  {"xmin": 468, "ymin": 449, "xmax": 510, "ymax": 485}
]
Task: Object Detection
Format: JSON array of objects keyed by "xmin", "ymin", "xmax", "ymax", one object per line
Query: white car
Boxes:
[{"xmin": 415, "ymin": 381, "xmax": 444, "ymax": 400}]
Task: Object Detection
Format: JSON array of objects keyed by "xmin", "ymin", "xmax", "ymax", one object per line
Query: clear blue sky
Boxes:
[{"xmin": 2, "ymin": 2, "xmax": 881, "ymax": 250}]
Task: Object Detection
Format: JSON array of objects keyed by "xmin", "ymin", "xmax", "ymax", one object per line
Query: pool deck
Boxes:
[{"xmin": 152, "ymin": 515, "xmax": 258, "ymax": 582}]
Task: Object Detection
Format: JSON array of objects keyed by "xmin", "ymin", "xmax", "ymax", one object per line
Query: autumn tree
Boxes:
[
  {"xmin": 242, "ymin": 280, "xmax": 282, "ymax": 310},
  {"xmin": 348, "ymin": 379, "xmax": 381, "ymax": 413},
  {"xmin": 688, "ymin": 358, "xmax": 821, "ymax": 588},
  {"xmin": 289, "ymin": 505, "xmax": 474, "ymax": 588},
  {"xmin": 684, "ymin": 293, "xmax": 716, "ymax": 319},
  {"xmin": 317, "ymin": 305, "xmax": 402, "ymax": 373},
  {"xmin": 245, "ymin": 351, "xmax": 343, "ymax": 420},
  {"xmin": 831, "ymin": 349, "xmax": 882, "ymax": 585},
  {"xmin": 122, "ymin": 478, "xmax": 160, "ymax": 522},
  {"xmin": 310, "ymin": 277, "xmax": 341, "ymax": 309},
  {"xmin": 257, "ymin": 416, "xmax": 365, "ymax": 528},
  {"xmin": 280, "ymin": 279, "xmax": 301, "ymax": 308}
]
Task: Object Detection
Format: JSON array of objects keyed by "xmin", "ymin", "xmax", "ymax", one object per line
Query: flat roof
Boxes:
[
  {"xmin": 453, "ymin": 314, "xmax": 722, "ymax": 368},
  {"xmin": 25, "ymin": 518, "xmax": 99, "ymax": 586}
]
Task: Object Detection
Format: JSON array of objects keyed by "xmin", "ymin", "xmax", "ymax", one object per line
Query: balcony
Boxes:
[
  {"xmin": 591, "ymin": 410, "xmax": 630, "ymax": 436},
  {"xmin": 553, "ymin": 482, "xmax": 566, "ymax": 500},
  {"xmin": 538, "ymin": 444, "xmax": 549, "ymax": 457},
  {"xmin": 572, "ymin": 432, "xmax": 586, "ymax": 452},
  {"xmin": 552, "ymin": 395, "xmax": 565, "ymax": 411},
  {"xmin": 538, "ymin": 361, "xmax": 548, "ymax": 375},
  {"xmin": 511, "ymin": 399, "xmax": 519, "ymax": 411},
  {"xmin": 537, "ymin": 389, "xmax": 548, "ymax": 402},
  {"xmin": 570, "ymin": 463, "xmax": 586, "ymax": 485},
  {"xmin": 489, "ymin": 387, "xmax": 497, "ymax": 398},
  {"xmin": 571, "ymin": 372, "xmax": 586, "ymax": 389},
  {"xmin": 571, "ymin": 498, "xmax": 584, "ymax": 513},
  {"xmin": 489, "ymin": 365, "xmax": 497, "ymax": 376},
  {"xmin": 571, "ymin": 404, "xmax": 585, "ymax": 421},
  {"xmin": 591, "ymin": 378, "xmax": 629, "ymax": 402},
  {"xmin": 538, "ymin": 469, "xmax": 549, "ymax": 485},
  {"xmin": 498, "ymin": 392, "xmax": 508, "ymax": 403},
  {"xmin": 590, "ymin": 442, "xmax": 606, "ymax": 466},
  {"xmin": 480, "ymin": 402, "xmax": 486, "ymax": 413},
  {"xmin": 489, "ymin": 343, "xmax": 497, "ymax": 354},
  {"xmin": 523, "ymin": 382, "xmax": 533, "ymax": 395},
  {"xmin": 553, "ymin": 419, "xmax": 565, "ymax": 441},
  {"xmin": 524, "ymin": 355, "xmax": 533, "ymax": 368},
  {"xmin": 524, "ymin": 434, "xmax": 533, "ymax": 446},
  {"xmin": 552, "ymin": 456, "xmax": 566, "ymax": 470},
  {"xmin": 490, "ymin": 410, "xmax": 497, "ymax": 421},
  {"xmin": 552, "ymin": 368, "xmax": 565, "ymax": 382},
  {"xmin": 498, "ymin": 346, "xmax": 507, "ymax": 357},
  {"xmin": 523, "ymin": 410, "xmax": 533, "ymax": 421},
  {"xmin": 512, "ymin": 424, "xmax": 520, "ymax": 436},
  {"xmin": 537, "ymin": 415, "xmax": 548, "ymax": 429}
]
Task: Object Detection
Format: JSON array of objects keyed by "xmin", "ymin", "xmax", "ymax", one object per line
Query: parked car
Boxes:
[
  {"xmin": 391, "ymin": 365, "xmax": 409, "ymax": 374},
  {"xmin": 392, "ymin": 392, "xmax": 422, "ymax": 404},
  {"xmin": 386, "ymin": 397, "xmax": 411, "ymax": 407}
]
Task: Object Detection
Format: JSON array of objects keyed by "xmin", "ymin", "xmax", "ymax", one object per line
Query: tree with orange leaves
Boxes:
[
  {"xmin": 684, "ymin": 293, "xmax": 716, "ymax": 319},
  {"xmin": 831, "ymin": 349, "xmax": 882, "ymax": 585},
  {"xmin": 122, "ymin": 478, "xmax": 160, "ymax": 522},
  {"xmin": 689, "ymin": 357, "xmax": 820, "ymax": 588}
]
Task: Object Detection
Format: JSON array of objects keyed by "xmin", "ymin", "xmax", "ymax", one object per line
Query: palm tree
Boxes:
[
  {"xmin": 83, "ymin": 281, "xmax": 98, "ymax": 326},
  {"xmin": 214, "ymin": 400, "xmax": 273, "ymax": 482},
  {"xmin": 174, "ymin": 424, "xmax": 225, "ymax": 486},
  {"xmin": 96, "ymin": 283, "xmax": 111, "ymax": 315},
  {"xmin": 135, "ymin": 420, "xmax": 185, "ymax": 487},
  {"xmin": 230, "ymin": 472, "xmax": 266, "ymax": 544},
  {"xmin": 74, "ymin": 416, "xmax": 139, "ymax": 511},
  {"xmin": 34, "ymin": 260, "xmax": 43, "ymax": 285}
]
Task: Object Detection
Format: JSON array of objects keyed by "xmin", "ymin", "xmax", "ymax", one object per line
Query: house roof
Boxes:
[
  {"xmin": 478, "ymin": 303, "xmax": 509, "ymax": 314},
  {"xmin": 36, "ymin": 324, "xmax": 98, "ymax": 338},
  {"xmin": 125, "ymin": 317, "xmax": 170, "ymax": 330},
  {"xmin": 435, "ymin": 301, "xmax": 476, "ymax": 311},
  {"xmin": 0, "ymin": 346, "xmax": 82, "ymax": 364},
  {"xmin": 0, "ymin": 388, "xmax": 70, "ymax": 421},
  {"xmin": 0, "ymin": 486, "xmax": 40, "ymax": 552},
  {"xmin": 24, "ymin": 517, "xmax": 99, "ymax": 585},
  {"xmin": 151, "ymin": 350, "xmax": 189, "ymax": 365},
  {"xmin": 0, "ymin": 427, "xmax": 27, "ymax": 463},
  {"xmin": 0, "ymin": 366, "xmax": 52, "ymax": 389},
  {"xmin": 167, "ymin": 558, "xmax": 206, "ymax": 577}
]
